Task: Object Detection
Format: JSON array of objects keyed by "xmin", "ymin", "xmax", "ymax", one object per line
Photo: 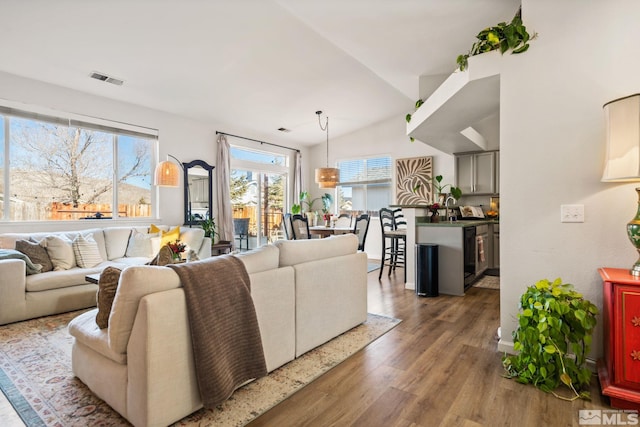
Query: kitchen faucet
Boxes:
[{"xmin": 445, "ymin": 196, "xmax": 457, "ymax": 222}]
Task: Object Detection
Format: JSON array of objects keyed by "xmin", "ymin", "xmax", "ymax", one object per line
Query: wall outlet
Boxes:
[{"xmin": 561, "ymin": 204, "xmax": 584, "ymax": 223}]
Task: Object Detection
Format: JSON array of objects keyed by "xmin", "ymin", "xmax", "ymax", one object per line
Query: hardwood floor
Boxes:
[{"xmin": 247, "ymin": 268, "xmax": 610, "ymax": 427}]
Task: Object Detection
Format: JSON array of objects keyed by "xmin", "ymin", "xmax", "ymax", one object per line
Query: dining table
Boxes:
[{"xmin": 308, "ymin": 226, "xmax": 355, "ymax": 238}]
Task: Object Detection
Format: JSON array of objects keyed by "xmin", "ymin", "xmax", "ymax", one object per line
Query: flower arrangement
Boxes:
[
  {"xmin": 429, "ymin": 203, "xmax": 441, "ymax": 215},
  {"xmin": 167, "ymin": 240, "xmax": 186, "ymax": 261}
]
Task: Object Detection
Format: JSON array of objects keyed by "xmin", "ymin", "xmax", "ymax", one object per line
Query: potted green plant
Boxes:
[
  {"xmin": 502, "ymin": 278, "xmax": 598, "ymax": 401},
  {"xmin": 456, "ymin": 7, "xmax": 536, "ymax": 71},
  {"xmin": 200, "ymin": 218, "xmax": 218, "ymax": 242},
  {"xmin": 432, "ymin": 175, "xmax": 462, "ymax": 201}
]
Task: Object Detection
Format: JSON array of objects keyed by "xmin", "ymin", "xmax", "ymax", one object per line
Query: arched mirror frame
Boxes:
[{"xmin": 182, "ymin": 159, "xmax": 215, "ymax": 226}]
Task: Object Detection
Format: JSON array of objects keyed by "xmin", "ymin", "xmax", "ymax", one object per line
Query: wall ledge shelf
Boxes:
[{"xmin": 407, "ymin": 51, "xmax": 501, "ymax": 154}]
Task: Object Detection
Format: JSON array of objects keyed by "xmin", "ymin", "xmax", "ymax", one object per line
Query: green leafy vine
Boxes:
[
  {"xmin": 456, "ymin": 7, "xmax": 535, "ymax": 71},
  {"xmin": 502, "ymin": 278, "xmax": 598, "ymax": 401}
]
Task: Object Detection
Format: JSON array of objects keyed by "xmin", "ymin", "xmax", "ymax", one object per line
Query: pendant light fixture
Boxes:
[
  {"xmin": 154, "ymin": 154, "xmax": 181, "ymax": 187},
  {"xmin": 314, "ymin": 110, "xmax": 340, "ymax": 188}
]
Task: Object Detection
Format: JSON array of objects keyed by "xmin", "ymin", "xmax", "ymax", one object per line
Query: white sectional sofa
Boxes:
[
  {"xmin": 68, "ymin": 234, "xmax": 367, "ymax": 427},
  {"xmin": 0, "ymin": 225, "xmax": 211, "ymax": 325}
]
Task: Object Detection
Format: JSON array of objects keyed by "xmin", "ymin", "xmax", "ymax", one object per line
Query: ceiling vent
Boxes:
[
  {"xmin": 277, "ymin": 127, "xmax": 291, "ymax": 133},
  {"xmin": 89, "ymin": 71, "xmax": 124, "ymax": 86}
]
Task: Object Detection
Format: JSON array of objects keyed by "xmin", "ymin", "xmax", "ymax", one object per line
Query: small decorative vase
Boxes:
[
  {"xmin": 172, "ymin": 252, "xmax": 182, "ymax": 263},
  {"xmin": 430, "ymin": 214, "xmax": 440, "ymax": 223},
  {"xmin": 627, "ymin": 187, "xmax": 640, "ymax": 276}
]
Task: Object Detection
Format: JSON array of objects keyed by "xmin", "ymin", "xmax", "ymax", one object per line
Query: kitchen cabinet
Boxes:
[
  {"xmin": 455, "ymin": 151, "xmax": 498, "ymax": 195},
  {"xmin": 598, "ymin": 268, "xmax": 640, "ymax": 410}
]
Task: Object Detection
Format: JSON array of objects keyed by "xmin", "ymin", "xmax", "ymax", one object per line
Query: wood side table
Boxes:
[
  {"xmin": 598, "ymin": 267, "xmax": 640, "ymax": 410},
  {"xmin": 211, "ymin": 241, "xmax": 232, "ymax": 256}
]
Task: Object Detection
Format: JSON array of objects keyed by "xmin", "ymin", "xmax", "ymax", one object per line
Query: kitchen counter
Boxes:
[
  {"xmin": 387, "ymin": 205, "xmax": 499, "ymax": 293},
  {"xmin": 416, "ymin": 218, "xmax": 498, "ymax": 227}
]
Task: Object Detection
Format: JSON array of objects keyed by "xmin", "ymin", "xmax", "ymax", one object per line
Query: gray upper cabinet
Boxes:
[{"xmin": 455, "ymin": 151, "xmax": 498, "ymax": 195}]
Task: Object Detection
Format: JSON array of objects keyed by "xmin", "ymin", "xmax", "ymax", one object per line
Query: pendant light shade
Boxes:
[
  {"xmin": 314, "ymin": 110, "xmax": 340, "ymax": 188},
  {"xmin": 315, "ymin": 167, "xmax": 339, "ymax": 188},
  {"xmin": 154, "ymin": 155, "xmax": 181, "ymax": 187}
]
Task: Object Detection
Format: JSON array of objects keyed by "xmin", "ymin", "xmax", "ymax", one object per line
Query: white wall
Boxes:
[
  {"xmin": 0, "ymin": 71, "xmax": 308, "ymax": 233},
  {"xmin": 307, "ymin": 114, "xmax": 457, "ymax": 259},
  {"xmin": 499, "ymin": 0, "xmax": 640, "ymax": 358}
]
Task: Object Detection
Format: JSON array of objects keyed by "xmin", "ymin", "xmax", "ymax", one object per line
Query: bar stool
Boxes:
[{"xmin": 379, "ymin": 208, "xmax": 406, "ymax": 281}]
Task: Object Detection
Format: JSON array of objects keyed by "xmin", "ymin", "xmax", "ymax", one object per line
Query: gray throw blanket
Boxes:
[
  {"xmin": 168, "ymin": 255, "xmax": 267, "ymax": 409},
  {"xmin": 0, "ymin": 249, "xmax": 42, "ymax": 275}
]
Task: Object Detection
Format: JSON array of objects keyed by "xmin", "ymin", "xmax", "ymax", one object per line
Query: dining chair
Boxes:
[
  {"xmin": 352, "ymin": 213, "xmax": 370, "ymax": 251},
  {"xmin": 378, "ymin": 208, "xmax": 406, "ymax": 281},
  {"xmin": 283, "ymin": 213, "xmax": 294, "ymax": 240},
  {"xmin": 290, "ymin": 214, "xmax": 311, "ymax": 239},
  {"xmin": 335, "ymin": 213, "xmax": 352, "ymax": 228},
  {"xmin": 233, "ymin": 217, "xmax": 250, "ymax": 250}
]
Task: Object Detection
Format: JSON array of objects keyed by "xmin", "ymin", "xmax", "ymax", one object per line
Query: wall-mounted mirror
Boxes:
[{"xmin": 183, "ymin": 159, "xmax": 214, "ymax": 226}]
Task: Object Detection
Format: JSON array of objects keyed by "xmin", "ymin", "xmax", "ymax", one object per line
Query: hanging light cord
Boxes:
[{"xmin": 316, "ymin": 110, "xmax": 329, "ymax": 167}]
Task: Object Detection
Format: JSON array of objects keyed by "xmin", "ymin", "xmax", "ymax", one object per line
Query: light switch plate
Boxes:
[{"xmin": 561, "ymin": 204, "xmax": 584, "ymax": 223}]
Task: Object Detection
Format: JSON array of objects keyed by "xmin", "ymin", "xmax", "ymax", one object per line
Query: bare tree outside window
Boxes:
[{"xmin": 6, "ymin": 117, "xmax": 153, "ymax": 220}]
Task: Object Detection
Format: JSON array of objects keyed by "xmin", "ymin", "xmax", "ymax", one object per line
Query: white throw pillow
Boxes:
[
  {"xmin": 73, "ymin": 233, "xmax": 103, "ymax": 268},
  {"xmin": 43, "ymin": 235, "xmax": 76, "ymax": 271},
  {"xmin": 125, "ymin": 230, "xmax": 160, "ymax": 258}
]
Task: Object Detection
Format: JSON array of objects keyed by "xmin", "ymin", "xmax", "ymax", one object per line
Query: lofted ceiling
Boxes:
[{"xmin": 0, "ymin": 0, "xmax": 519, "ymax": 146}]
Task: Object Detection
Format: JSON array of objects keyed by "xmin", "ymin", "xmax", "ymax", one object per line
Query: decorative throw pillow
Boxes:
[
  {"xmin": 148, "ymin": 245, "xmax": 174, "ymax": 266},
  {"xmin": 125, "ymin": 230, "xmax": 159, "ymax": 258},
  {"xmin": 95, "ymin": 266, "xmax": 122, "ymax": 329},
  {"xmin": 150, "ymin": 224, "xmax": 180, "ymax": 247},
  {"xmin": 73, "ymin": 233, "xmax": 103, "ymax": 268},
  {"xmin": 15, "ymin": 239, "xmax": 53, "ymax": 272},
  {"xmin": 42, "ymin": 235, "xmax": 75, "ymax": 271}
]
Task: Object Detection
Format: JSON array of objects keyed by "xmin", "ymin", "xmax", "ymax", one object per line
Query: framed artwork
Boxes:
[{"xmin": 395, "ymin": 156, "xmax": 433, "ymax": 205}]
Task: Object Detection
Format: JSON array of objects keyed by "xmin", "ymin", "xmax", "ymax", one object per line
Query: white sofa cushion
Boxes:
[
  {"xmin": 103, "ymin": 228, "xmax": 133, "ymax": 260},
  {"xmin": 234, "ymin": 244, "xmax": 280, "ymax": 274},
  {"xmin": 125, "ymin": 230, "xmax": 160, "ymax": 258},
  {"xmin": 26, "ymin": 265, "xmax": 102, "ymax": 292},
  {"xmin": 68, "ymin": 309, "xmax": 127, "ymax": 365},
  {"xmin": 108, "ymin": 266, "xmax": 181, "ymax": 355},
  {"xmin": 274, "ymin": 233, "xmax": 359, "ymax": 267}
]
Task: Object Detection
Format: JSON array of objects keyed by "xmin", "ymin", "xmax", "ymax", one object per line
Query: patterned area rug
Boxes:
[
  {"xmin": 473, "ymin": 274, "xmax": 500, "ymax": 290},
  {"xmin": 0, "ymin": 310, "xmax": 401, "ymax": 427},
  {"xmin": 367, "ymin": 262, "xmax": 380, "ymax": 272}
]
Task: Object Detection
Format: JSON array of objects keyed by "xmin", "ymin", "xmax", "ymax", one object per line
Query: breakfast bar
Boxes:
[{"xmin": 390, "ymin": 205, "xmax": 498, "ymax": 295}]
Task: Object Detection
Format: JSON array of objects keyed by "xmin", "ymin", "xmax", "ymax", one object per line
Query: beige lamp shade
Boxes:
[
  {"xmin": 315, "ymin": 167, "xmax": 340, "ymax": 189},
  {"xmin": 602, "ymin": 93, "xmax": 640, "ymax": 182},
  {"xmin": 154, "ymin": 159, "xmax": 180, "ymax": 187}
]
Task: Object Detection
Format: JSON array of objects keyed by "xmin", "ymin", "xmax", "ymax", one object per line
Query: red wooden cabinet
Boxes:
[{"xmin": 598, "ymin": 268, "xmax": 640, "ymax": 410}]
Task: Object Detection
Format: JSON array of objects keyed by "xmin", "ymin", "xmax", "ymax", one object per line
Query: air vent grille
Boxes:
[
  {"xmin": 277, "ymin": 127, "xmax": 291, "ymax": 133},
  {"xmin": 89, "ymin": 71, "xmax": 124, "ymax": 86}
]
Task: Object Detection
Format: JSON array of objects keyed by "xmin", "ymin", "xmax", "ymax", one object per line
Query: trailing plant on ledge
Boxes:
[
  {"xmin": 406, "ymin": 99, "xmax": 424, "ymax": 142},
  {"xmin": 502, "ymin": 278, "xmax": 598, "ymax": 401},
  {"xmin": 456, "ymin": 7, "xmax": 536, "ymax": 71}
]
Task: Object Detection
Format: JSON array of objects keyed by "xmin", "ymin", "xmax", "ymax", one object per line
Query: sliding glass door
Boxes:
[{"xmin": 230, "ymin": 146, "xmax": 288, "ymax": 250}]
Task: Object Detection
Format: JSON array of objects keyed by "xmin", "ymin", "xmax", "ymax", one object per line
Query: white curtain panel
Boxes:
[
  {"xmin": 294, "ymin": 151, "xmax": 303, "ymax": 204},
  {"xmin": 216, "ymin": 134, "xmax": 235, "ymax": 248}
]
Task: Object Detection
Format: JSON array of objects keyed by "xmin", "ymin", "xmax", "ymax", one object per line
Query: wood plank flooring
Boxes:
[{"xmin": 247, "ymin": 268, "xmax": 610, "ymax": 427}]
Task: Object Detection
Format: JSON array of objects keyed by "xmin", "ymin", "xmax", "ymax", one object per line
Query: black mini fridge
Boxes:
[{"xmin": 415, "ymin": 244, "xmax": 439, "ymax": 297}]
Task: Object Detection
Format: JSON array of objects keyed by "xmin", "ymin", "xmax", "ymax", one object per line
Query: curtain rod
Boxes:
[{"xmin": 216, "ymin": 131, "xmax": 300, "ymax": 153}]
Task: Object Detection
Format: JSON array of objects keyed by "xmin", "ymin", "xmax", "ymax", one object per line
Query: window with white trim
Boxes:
[
  {"xmin": 0, "ymin": 105, "xmax": 156, "ymax": 221},
  {"xmin": 336, "ymin": 156, "xmax": 392, "ymax": 216}
]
